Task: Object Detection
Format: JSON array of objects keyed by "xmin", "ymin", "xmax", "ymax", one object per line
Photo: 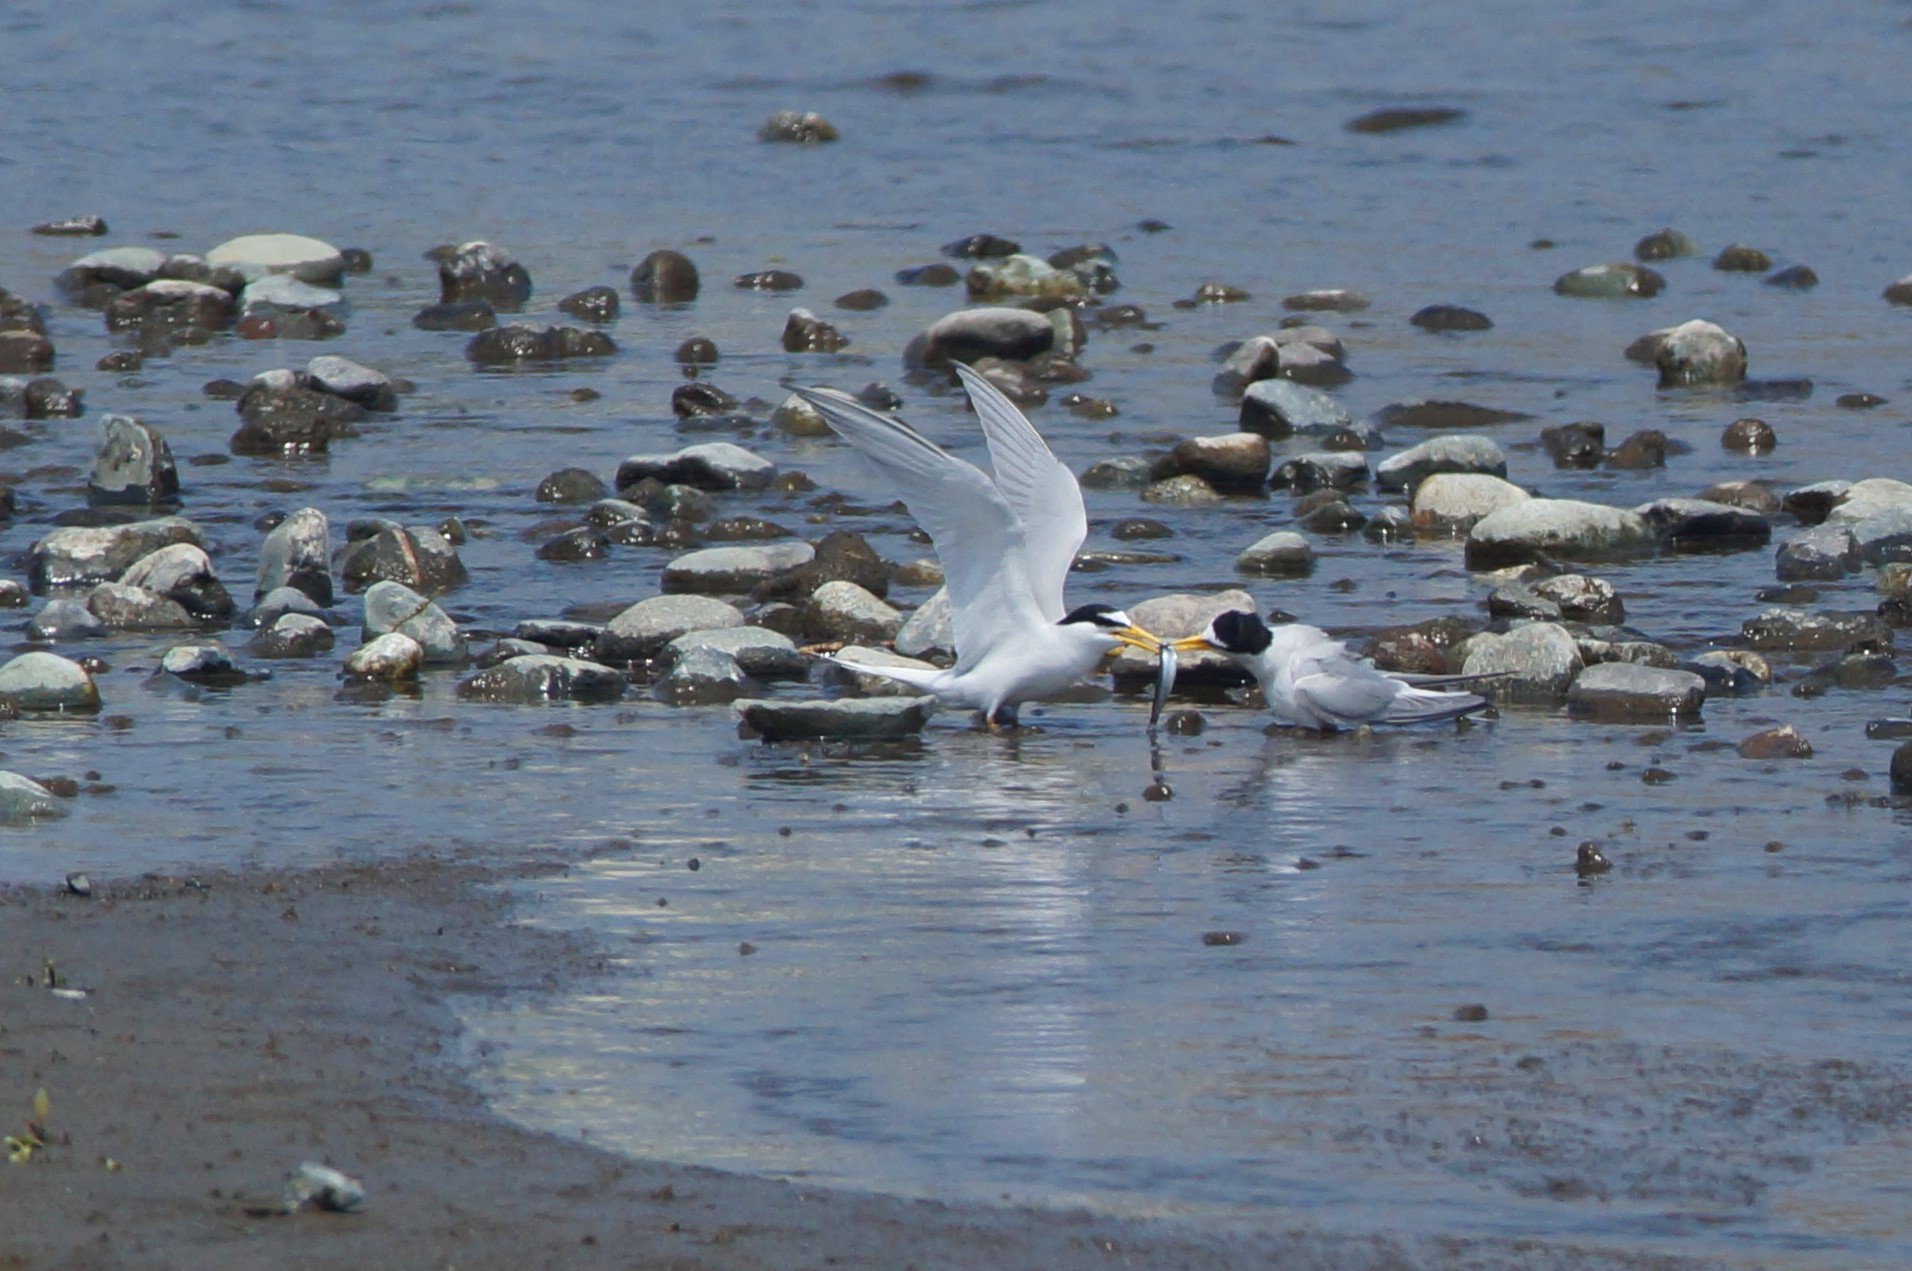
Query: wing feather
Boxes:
[
  {"xmin": 790, "ymin": 386, "xmax": 1048, "ymax": 669},
  {"xmin": 950, "ymin": 363, "xmax": 1086, "ymax": 621}
]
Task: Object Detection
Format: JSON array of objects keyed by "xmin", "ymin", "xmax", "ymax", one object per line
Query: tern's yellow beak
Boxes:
[
  {"xmin": 1168, "ymin": 634, "xmax": 1219, "ymax": 654},
  {"xmin": 1107, "ymin": 625, "xmax": 1166, "ymax": 655}
]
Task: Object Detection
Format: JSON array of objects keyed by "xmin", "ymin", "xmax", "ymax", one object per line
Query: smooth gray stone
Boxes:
[
  {"xmin": 1235, "ymin": 531, "xmax": 1315, "ymax": 577},
  {"xmin": 1078, "ymin": 456, "xmax": 1155, "ymax": 491},
  {"xmin": 305, "ymin": 355, "xmax": 395, "ymax": 410},
  {"xmin": 800, "ymin": 581, "xmax": 901, "ymax": 643},
  {"xmin": 206, "ymin": 232, "xmax": 345, "ymax": 284},
  {"xmin": 361, "ymin": 580, "xmax": 466, "ymax": 664},
  {"xmin": 457, "ymin": 654, "xmax": 626, "ymax": 703},
  {"xmin": 1824, "ymin": 478, "xmax": 1912, "ymax": 524},
  {"xmin": 615, "ymin": 442, "xmax": 776, "ymax": 493},
  {"xmin": 61, "ymin": 245, "xmax": 167, "ymax": 290},
  {"xmin": 661, "ymin": 542, "xmax": 814, "ymax": 594},
  {"xmin": 27, "ymin": 598, "xmax": 105, "ymax": 642},
  {"xmin": 88, "ymin": 414, "xmax": 179, "ymax": 506},
  {"xmin": 594, "ymin": 595, "xmax": 746, "ymax": 663},
  {"xmin": 894, "ymin": 587, "xmax": 954, "ymax": 659},
  {"xmin": 656, "ymin": 647, "xmax": 750, "ymax": 706},
  {"xmin": 1411, "ymin": 473, "xmax": 1530, "ymax": 531},
  {"xmin": 249, "ymin": 613, "xmax": 335, "ymax": 659},
  {"xmin": 1460, "ymin": 622, "xmax": 1584, "ymax": 705},
  {"xmin": 240, "ymin": 275, "xmax": 346, "ymax": 317},
  {"xmin": 735, "ymin": 695, "xmax": 937, "ymax": 740},
  {"xmin": 160, "ymin": 641, "xmax": 241, "ymax": 679},
  {"xmin": 1634, "ymin": 498, "xmax": 1771, "ymax": 551},
  {"xmin": 1742, "ymin": 608, "xmax": 1893, "ymax": 653},
  {"xmin": 1567, "ymin": 662, "xmax": 1707, "ymax": 721},
  {"xmin": 1376, "ymin": 434, "xmax": 1506, "ymax": 492},
  {"xmin": 86, "ymin": 582, "xmax": 197, "ymax": 630},
  {"xmin": 1552, "ymin": 261, "xmax": 1664, "ymax": 298},
  {"xmin": 256, "ymin": 508, "xmax": 333, "ymax": 605},
  {"xmin": 1850, "ymin": 505, "xmax": 1912, "ymax": 566},
  {"xmin": 1465, "ymin": 499, "xmax": 1654, "ymax": 568},
  {"xmin": 0, "ymin": 771, "xmax": 67, "ymax": 823},
  {"xmin": 1774, "ymin": 524, "xmax": 1861, "ymax": 581},
  {"xmin": 905, "ymin": 306, "xmax": 1054, "ymax": 367},
  {"xmin": 242, "ymin": 585, "xmax": 327, "ymax": 630},
  {"xmin": 343, "ymin": 632, "xmax": 423, "ymax": 679},
  {"xmin": 1155, "ymin": 433, "xmax": 1270, "ymax": 493},
  {"xmin": 665, "ymin": 627, "xmax": 807, "ymax": 678},
  {"xmin": 1655, "ymin": 318, "xmax": 1747, "ymax": 388},
  {"xmin": 1239, "ymin": 378, "xmax": 1350, "ymax": 438},
  {"xmin": 120, "ymin": 542, "xmax": 233, "ymax": 618},
  {"xmin": 29, "ymin": 516, "xmax": 203, "ymax": 590},
  {"xmin": 0, "ymin": 651, "xmax": 100, "ymax": 711}
]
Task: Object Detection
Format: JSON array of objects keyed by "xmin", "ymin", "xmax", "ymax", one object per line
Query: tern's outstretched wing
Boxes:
[
  {"xmin": 791, "ymin": 386, "xmax": 1049, "ymax": 669},
  {"xmin": 950, "ymin": 363, "xmax": 1086, "ymax": 622}
]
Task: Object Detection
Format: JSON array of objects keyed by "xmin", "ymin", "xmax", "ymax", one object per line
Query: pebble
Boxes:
[
  {"xmin": 1635, "ymin": 227, "xmax": 1701, "ymax": 260},
  {"xmin": 456, "ymin": 654, "xmax": 625, "ymax": 704},
  {"xmin": 1376, "ymin": 434, "xmax": 1506, "ymax": 492},
  {"xmin": 1541, "ymin": 421, "xmax": 1605, "ymax": 469},
  {"xmin": 337, "ymin": 522, "xmax": 468, "ymax": 594},
  {"xmin": 1465, "ymin": 498, "xmax": 1654, "ymax": 568},
  {"xmin": 1238, "ymin": 378, "xmax": 1349, "ymax": 438},
  {"xmin": 594, "ymin": 595, "xmax": 746, "ymax": 664},
  {"xmin": 1552, "ymin": 262, "xmax": 1665, "ymax": 298},
  {"xmin": 464, "ymin": 324, "xmax": 614, "ymax": 364},
  {"xmin": 1459, "ymin": 623, "xmax": 1583, "ymax": 704},
  {"xmin": 1153, "ymin": 433, "xmax": 1270, "ymax": 493},
  {"xmin": 1775, "ymin": 524, "xmax": 1860, "ymax": 581},
  {"xmin": 120, "ymin": 542, "xmax": 233, "ymax": 618},
  {"xmin": 344, "ymin": 632, "xmax": 424, "ymax": 680},
  {"xmin": 631, "ymin": 249, "xmax": 700, "ymax": 304},
  {"xmin": 656, "ymin": 647, "xmax": 750, "ymax": 706},
  {"xmin": 1684, "ymin": 649, "xmax": 1770, "ymax": 695},
  {"xmin": 1409, "ymin": 304, "xmax": 1492, "ymax": 332},
  {"xmin": 760, "ymin": 109, "xmax": 838, "ymax": 142},
  {"xmin": 905, "ymin": 306, "xmax": 1055, "ymax": 367},
  {"xmin": 558, "ymin": 286, "xmax": 620, "ymax": 323},
  {"xmin": 362, "ymin": 580, "xmax": 466, "ymax": 663},
  {"xmin": 1411, "ymin": 472, "xmax": 1529, "ymax": 532},
  {"xmin": 249, "ymin": 613, "xmax": 336, "ymax": 659},
  {"xmin": 1235, "ymin": 531, "xmax": 1315, "ymax": 577},
  {"xmin": 305, "ymin": 355, "xmax": 396, "ymax": 410},
  {"xmin": 801, "ymin": 580, "xmax": 901, "ymax": 643},
  {"xmin": 1269, "ymin": 451, "xmax": 1369, "ymax": 494},
  {"xmin": 0, "ymin": 772, "xmax": 68, "ymax": 824},
  {"xmin": 782, "ymin": 307, "xmax": 848, "ymax": 353},
  {"xmin": 1635, "ymin": 498, "xmax": 1770, "ymax": 551},
  {"xmin": 206, "ymin": 233, "xmax": 345, "ymax": 284},
  {"xmin": 1712, "ymin": 244, "xmax": 1771, "ymax": 272},
  {"xmin": 0, "ymin": 651, "xmax": 101, "ymax": 712},
  {"xmin": 1655, "ymin": 319, "xmax": 1747, "ymax": 388},
  {"xmin": 437, "ymin": 241, "xmax": 531, "ymax": 309},
  {"xmin": 662, "ymin": 542, "xmax": 815, "ymax": 594},
  {"xmin": 664, "ymin": 628, "xmax": 807, "ymax": 679},
  {"xmin": 88, "ymin": 414, "xmax": 179, "ymax": 507},
  {"xmin": 1741, "ymin": 608, "xmax": 1892, "ymax": 654},
  {"xmin": 615, "ymin": 442, "xmax": 776, "ymax": 492},
  {"xmin": 894, "ymin": 588, "xmax": 954, "ymax": 659},
  {"xmin": 1566, "ymin": 663, "xmax": 1706, "ymax": 722},
  {"xmin": 735, "ymin": 695, "xmax": 936, "ymax": 741},
  {"xmin": 27, "ymin": 599, "xmax": 106, "ymax": 642},
  {"xmin": 255, "ymin": 508, "xmax": 333, "ymax": 605},
  {"xmin": 159, "ymin": 641, "xmax": 243, "ymax": 681},
  {"xmin": 1141, "ymin": 474, "xmax": 1224, "ymax": 506},
  {"xmin": 86, "ymin": 582, "xmax": 197, "ymax": 630}
]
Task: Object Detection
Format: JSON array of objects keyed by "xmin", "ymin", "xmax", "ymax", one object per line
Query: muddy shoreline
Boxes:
[{"xmin": 0, "ymin": 845, "xmax": 1720, "ymax": 1271}]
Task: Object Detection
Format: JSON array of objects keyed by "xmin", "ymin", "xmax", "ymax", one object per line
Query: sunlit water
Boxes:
[{"xmin": 6, "ymin": 0, "xmax": 1912, "ymax": 1264}]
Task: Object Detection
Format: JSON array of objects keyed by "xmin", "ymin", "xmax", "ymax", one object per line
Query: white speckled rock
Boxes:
[
  {"xmin": 206, "ymin": 232, "xmax": 345, "ymax": 284},
  {"xmin": 1412, "ymin": 473, "xmax": 1530, "ymax": 532},
  {"xmin": 1465, "ymin": 499, "xmax": 1653, "ymax": 567},
  {"xmin": 344, "ymin": 631, "xmax": 423, "ymax": 680}
]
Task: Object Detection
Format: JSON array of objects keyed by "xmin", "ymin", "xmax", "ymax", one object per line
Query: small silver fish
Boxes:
[{"xmin": 1148, "ymin": 642, "xmax": 1178, "ymax": 728}]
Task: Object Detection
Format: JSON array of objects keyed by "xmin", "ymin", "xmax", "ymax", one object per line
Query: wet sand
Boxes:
[{"xmin": 1, "ymin": 845, "xmax": 1721, "ymax": 1271}]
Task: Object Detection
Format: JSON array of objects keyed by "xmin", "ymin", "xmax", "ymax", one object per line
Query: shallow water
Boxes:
[{"xmin": 6, "ymin": 0, "xmax": 1912, "ymax": 1264}]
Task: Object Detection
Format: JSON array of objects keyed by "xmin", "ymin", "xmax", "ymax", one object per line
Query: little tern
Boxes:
[
  {"xmin": 1171, "ymin": 609, "xmax": 1489, "ymax": 731},
  {"xmin": 792, "ymin": 364, "xmax": 1164, "ymax": 728}
]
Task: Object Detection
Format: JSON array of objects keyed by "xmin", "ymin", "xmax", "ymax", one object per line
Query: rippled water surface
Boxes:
[{"xmin": 7, "ymin": 0, "xmax": 1912, "ymax": 1264}]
